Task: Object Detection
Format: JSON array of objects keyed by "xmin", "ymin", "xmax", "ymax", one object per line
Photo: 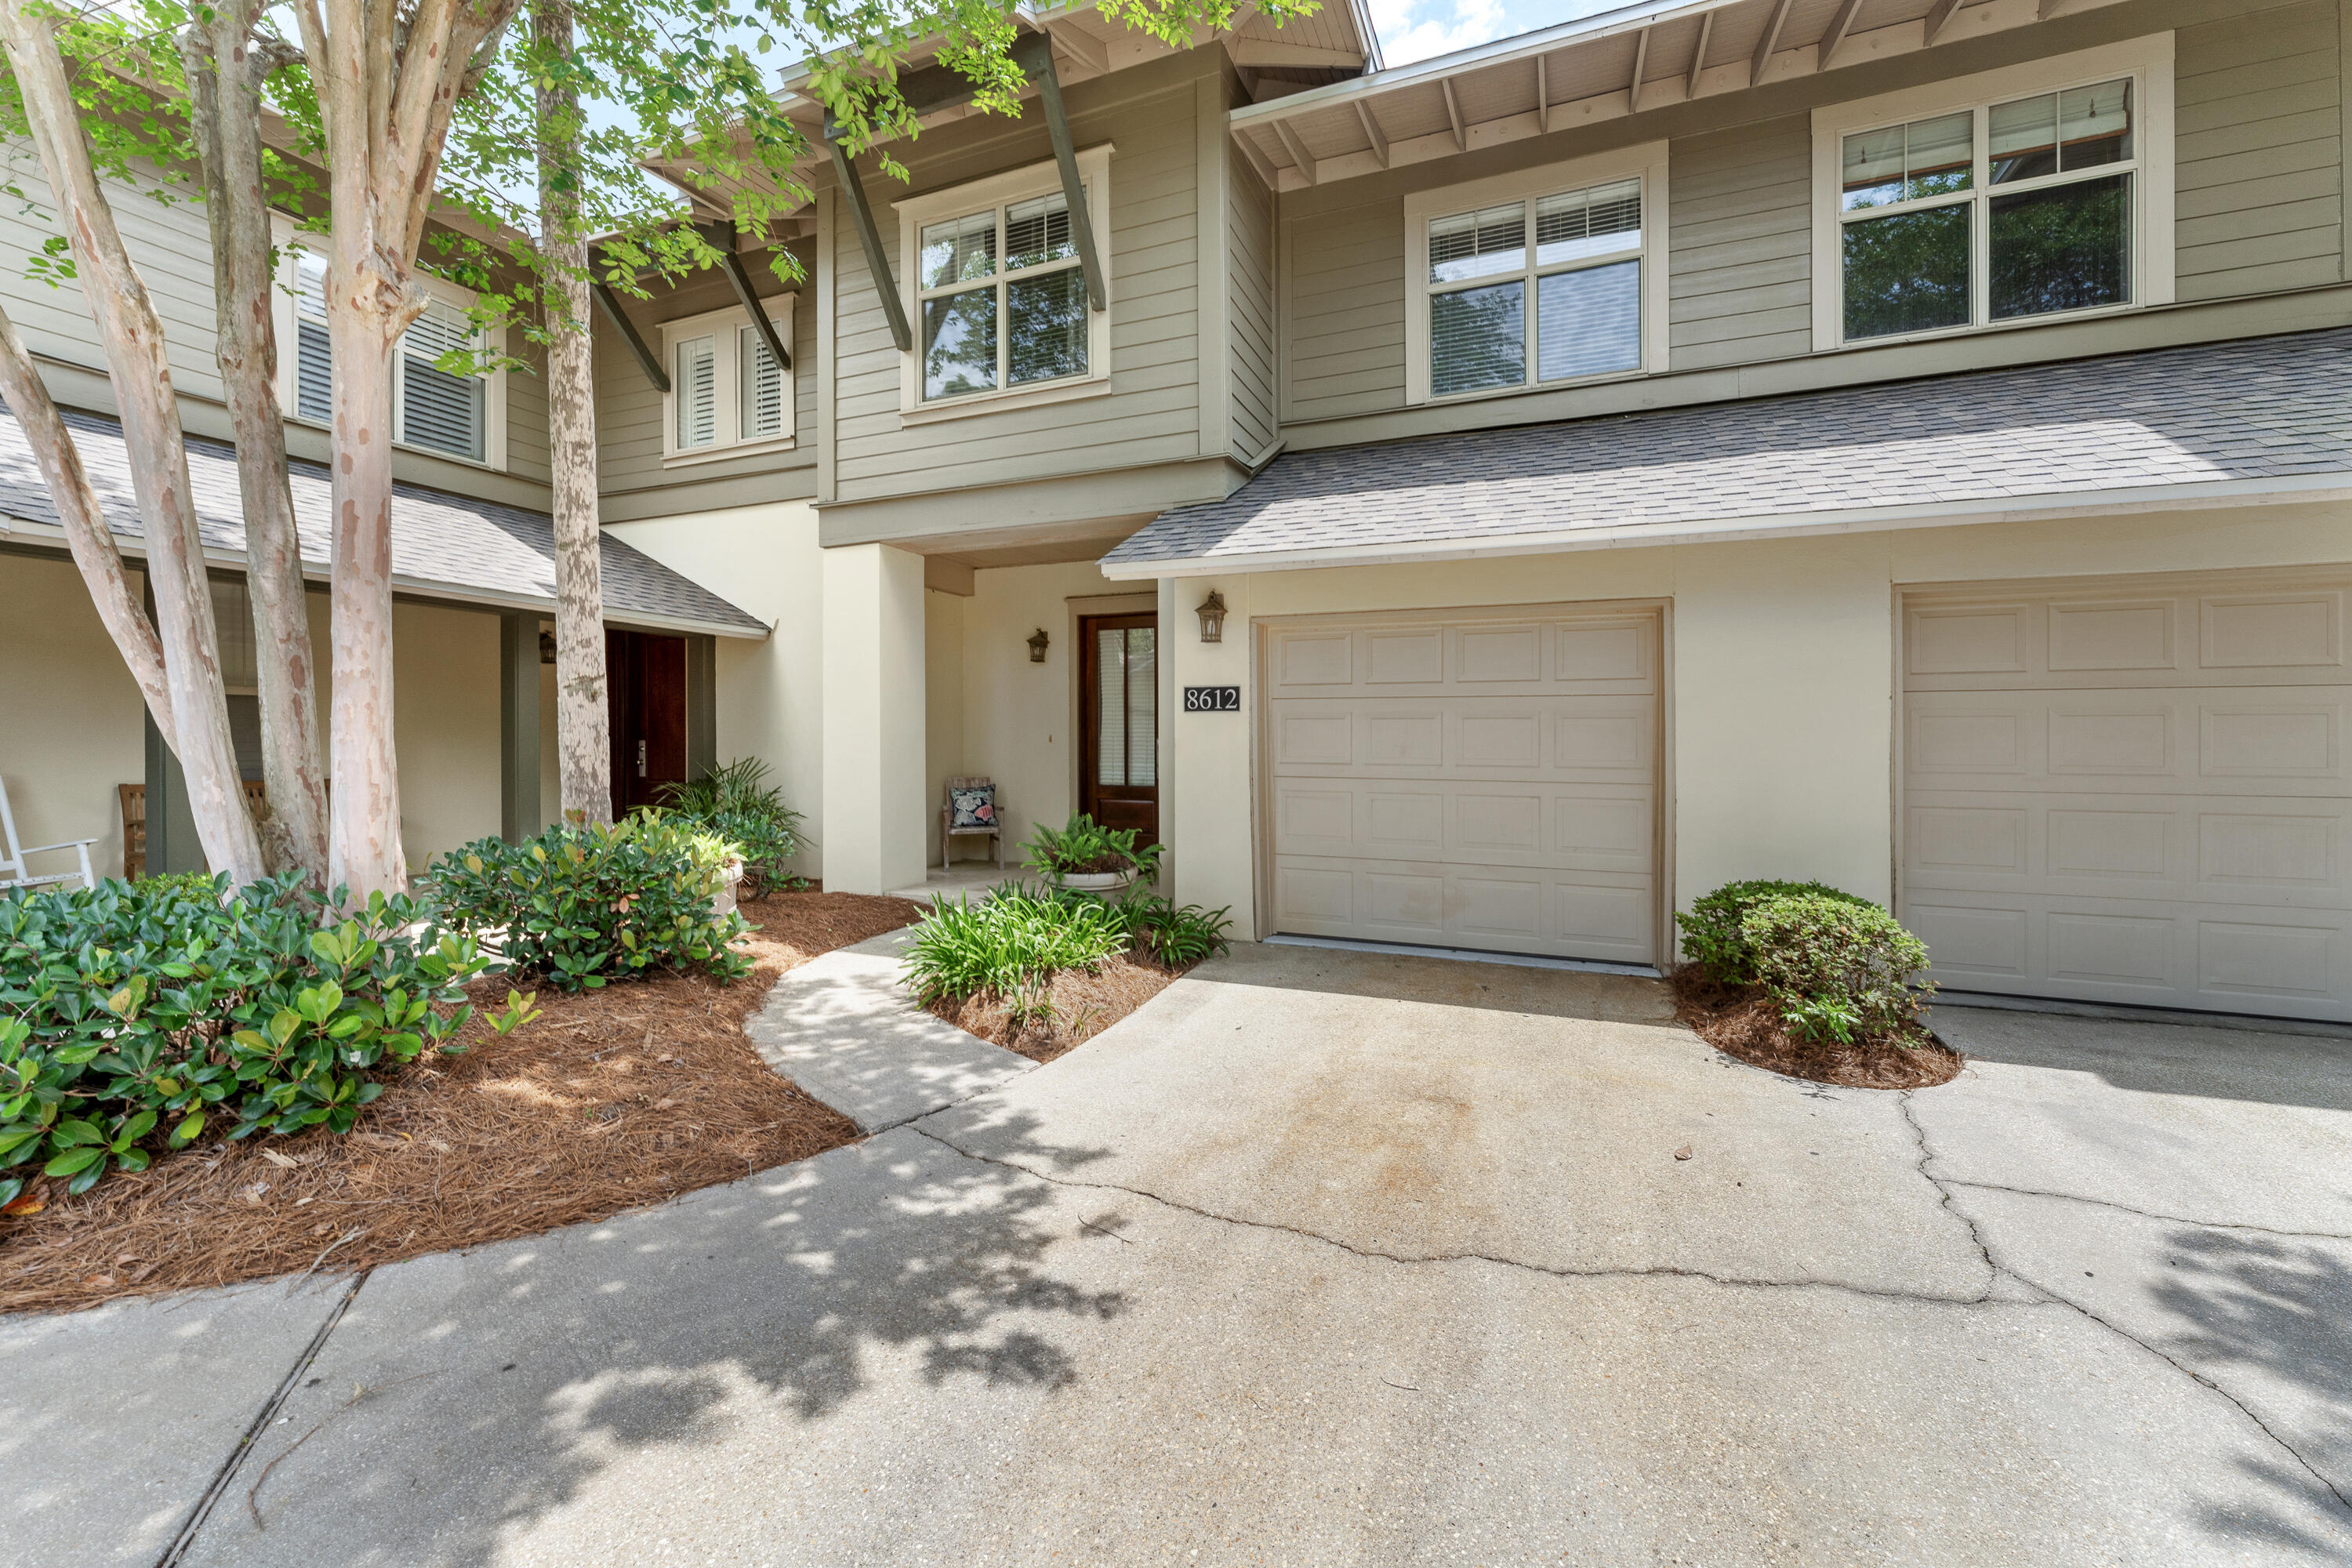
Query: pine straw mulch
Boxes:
[
  {"xmin": 0, "ymin": 891, "xmax": 923, "ymax": 1317},
  {"xmin": 926, "ymin": 949, "xmax": 1185, "ymax": 1065},
  {"xmin": 1669, "ymin": 970, "xmax": 1965, "ymax": 1091}
]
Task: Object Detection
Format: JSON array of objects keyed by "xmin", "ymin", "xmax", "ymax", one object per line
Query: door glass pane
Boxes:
[
  {"xmin": 1430, "ymin": 278, "xmax": 1525, "ymax": 396},
  {"xmin": 1095, "ymin": 627, "xmax": 1127, "ymax": 787},
  {"xmin": 922, "ymin": 287, "xmax": 998, "ymax": 400},
  {"xmin": 1990, "ymin": 172, "xmax": 2129, "ymax": 319},
  {"xmin": 1007, "ymin": 269, "xmax": 1087, "ymax": 386},
  {"xmin": 1537, "ymin": 259, "xmax": 1639, "ymax": 381},
  {"xmin": 1842, "ymin": 204, "xmax": 1971, "ymax": 339},
  {"xmin": 1125, "ymin": 627, "xmax": 1156, "ymax": 788}
]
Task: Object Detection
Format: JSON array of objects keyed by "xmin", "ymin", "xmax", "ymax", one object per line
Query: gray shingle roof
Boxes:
[
  {"xmin": 1105, "ymin": 328, "xmax": 2352, "ymax": 574},
  {"xmin": 0, "ymin": 402, "xmax": 768, "ymax": 637}
]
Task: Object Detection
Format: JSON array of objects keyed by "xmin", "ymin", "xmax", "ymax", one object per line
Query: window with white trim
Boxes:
[
  {"xmin": 658, "ymin": 296, "xmax": 795, "ymax": 463},
  {"xmin": 894, "ymin": 147, "xmax": 1112, "ymax": 419},
  {"xmin": 1812, "ymin": 36, "xmax": 2175, "ymax": 349},
  {"xmin": 1403, "ymin": 146, "xmax": 1668, "ymax": 406},
  {"xmin": 273, "ymin": 227, "xmax": 508, "ymax": 470}
]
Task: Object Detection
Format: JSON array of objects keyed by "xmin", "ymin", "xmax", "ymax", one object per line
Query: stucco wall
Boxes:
[
  {"xmin": 605, "ymin": 502, "xmax": 820, "ymax": 878},
  {"xmin": 0, "ymin": 553, "xmax": 148, "ymax": 879},
  {"xmin": 1163, "ymin": 501, "xmax": 2352, "ymax": 944}
]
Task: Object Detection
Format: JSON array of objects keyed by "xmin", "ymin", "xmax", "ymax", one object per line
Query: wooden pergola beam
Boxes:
[
  {"xmin": 826, "ymin": 137, "xmax": 914, "ymax": 352},
  {"xmin": 590, "ymin": 274, "xmax": 668, "ymax": 394},
  {"xmin": 699, "ymin": 224, "xmax": 793, "ymax": 372}
]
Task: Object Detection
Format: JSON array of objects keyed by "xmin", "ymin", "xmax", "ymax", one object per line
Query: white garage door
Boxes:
[
  {"xmin": 1901, "ymin": 575, "xmax": 2352, "ymax": 1022},
  {"xmin": 1263, "ymin": 607, "xmax": 1661, "ymax": 964}
]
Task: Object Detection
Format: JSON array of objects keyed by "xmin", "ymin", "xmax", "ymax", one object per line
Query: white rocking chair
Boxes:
[{"xmin": 0, "ymin": 777, "xmax": 100, "ymax": 893}]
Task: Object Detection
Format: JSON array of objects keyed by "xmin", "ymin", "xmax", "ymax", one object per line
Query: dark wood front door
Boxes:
[
  {"xmin": 608, "ymin": 629, "xmax": 688, "ymax": 814},
  {"xmin": 1079, "ymin": 613, "xmax": 1159, "ymax": 846}
]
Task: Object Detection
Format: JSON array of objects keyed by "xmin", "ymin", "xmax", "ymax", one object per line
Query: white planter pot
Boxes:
[
  {"xmin": 1051, "ymin": 869, "xmax": 1134, "ymax": 894},
  {"xmin": 710, "ymin": 858, "xmax": 747, "ymax": 919}
]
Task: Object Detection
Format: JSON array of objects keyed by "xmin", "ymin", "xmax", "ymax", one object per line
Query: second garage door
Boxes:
[
  {"xmin": 1901, "ymin": 573, "xmax": 2352, "ymax": 1022},
  {"xmin": 1262, "ymin": 605, "xmax": 1661, "ymax": 965}
]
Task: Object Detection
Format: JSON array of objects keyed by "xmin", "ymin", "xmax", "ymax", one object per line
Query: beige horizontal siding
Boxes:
[
  {"xmin": 1229, "ymin": 144, "xmax": 1276, "ymax": 458},
  {"xmin": 830, "ymin": 72, "xmax": 1203, "ymax": 502},
  {"xmin": 591, "ymin": 256, "xmax": 818, "ymax": 506},
  {"xmin": 2174, "ymin": 0, "xmax": 2343, "ymax": 301},
  {"xmin": 1281, "ymin": 196, "xmax": 1406, "ymax": 422},
  {"xmin": 1668, "ymin": 115, "xmax": 1812, "ymax": 373}
]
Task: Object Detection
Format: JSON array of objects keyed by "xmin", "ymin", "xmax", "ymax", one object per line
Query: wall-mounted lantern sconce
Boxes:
[
  {"xmin": 1027, "ymin": 627, "xmax": 1051, "ymax": 663},
  {"xmin": 539, "ymin": 630, "xmax": 557, "ymax": 664},
  {"xmin": 1196, "ymin": 589, "xmax": 1227, "ymax": 644}
]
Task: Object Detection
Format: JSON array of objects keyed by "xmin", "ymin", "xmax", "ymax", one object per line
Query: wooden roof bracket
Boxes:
[
  {"xmin": 1012, "ymin": 29, "xmax": 1109, "ymax": 313},
  {"xmin": 824, "ymin": 135, "xmax": 916, "ymax": 352},
  {"xmin": 590, "ymin": 272, "xmax": 670, "ymax": 394},
  {"xmin": 699, "ymin": 222, "xmax": 793, "ymax": 372}
]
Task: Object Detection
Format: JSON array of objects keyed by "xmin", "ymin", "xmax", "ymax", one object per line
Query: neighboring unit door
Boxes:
[
  {"xmin": 1900, "ymin": 573, "xmax": 2352, "ymax": 1022},
  {"xmin": 1262, "ymin": 606, "xmax": 1661, "ymax": 964},
  {"xmin": 608, "ymin": 628, "xmax": 688, "ymax": 815},
  {"xmin": 1080, "ymin": 614, "xmax": 1159, "ymax": 844}
]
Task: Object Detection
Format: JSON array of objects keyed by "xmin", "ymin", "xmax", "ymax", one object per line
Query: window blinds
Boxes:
[
  {"xmin": 675, "ymin": 335, "xmax": 717, "ymax": 448},
  {"xmin": 739, "ymin": 325, "xmax": 786, "ymax": 440}
]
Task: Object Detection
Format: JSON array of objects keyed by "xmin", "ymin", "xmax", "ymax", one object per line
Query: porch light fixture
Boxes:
[
  {"xmin": 1196, "ymin": 590, "xmax": 1227, "ymax": 644},
  {"xmin": 539, "ymin": 630, "xmax": 557, "ymax": 664},
  {"xmin": 1027, "ymin": 627, "xmax": 1051, "ymax": 663}
]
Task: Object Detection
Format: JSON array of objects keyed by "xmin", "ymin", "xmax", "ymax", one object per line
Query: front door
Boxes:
[
  {"xmin": 1079, "ymin": 613, "xmax": 1159, "ymax": 847},
  {"xmin": 607, "ymin": 628, "xmax": 688, "ymax": 815}
]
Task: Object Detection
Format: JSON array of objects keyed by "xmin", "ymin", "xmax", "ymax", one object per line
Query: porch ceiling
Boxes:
[
  {"xmin": 0, "ymin": 405, "xmax": 769, "ymax": 638},
  {"xmin": 1099, "ymin": 327, "xmax": 2352, "ymax": 577}
]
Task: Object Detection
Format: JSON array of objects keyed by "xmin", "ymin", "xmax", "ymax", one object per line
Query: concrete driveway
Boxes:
[{"xmin": 8, "ymin": 942, "xmax": 2350, "ymax": 1566}]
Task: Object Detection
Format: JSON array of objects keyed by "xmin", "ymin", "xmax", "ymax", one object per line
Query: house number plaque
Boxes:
[{"xmin": 1182, "ymin": 685, "xmax": 1242, "ymax": 713}]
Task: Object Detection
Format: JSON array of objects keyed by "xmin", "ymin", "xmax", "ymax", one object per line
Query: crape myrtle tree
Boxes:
[{"xmin": 0, "ymin": 0, "xmax": 1295, "ymax": 889}]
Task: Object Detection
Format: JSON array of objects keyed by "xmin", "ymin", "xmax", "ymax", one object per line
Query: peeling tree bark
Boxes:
[
  {"xmin": 534, "ymin": 0, "xmax": 612, "ymax": 826},
  {"xmin": 289, "ymin": 0, "xmax": 522, "ymax": 896},
  {"xmin": 180, "ymin": 7, "xmax": 331, "ymax": 885},
  {"xmin": 0, "ymin": 304, "xmax": 176, "ymax": 754},
  {"xmin": 0, "ymin": 0, "xmax": 263, "ymax": 884}
]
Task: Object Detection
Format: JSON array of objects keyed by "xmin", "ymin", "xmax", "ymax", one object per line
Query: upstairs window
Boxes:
[
  {"xmin": 895, "ymin": 147, "xmax": 1112, "ymax": 419},
  {"xmin": 1404, "ymin": 148, "xmax": 1667, "ymax": 406},
  {"xmin": 659, "ymin": 298, "xmax": 795, "ymax": 463},
  {"xmin": 1813, "ymin": 38, "xmax": 2173, "ymax": 349},
  {"xmin": 278, "ymin": 234, "xmax": 506, "ymax": 468}
]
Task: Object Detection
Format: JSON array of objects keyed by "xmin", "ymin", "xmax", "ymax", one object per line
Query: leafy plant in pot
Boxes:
[{"xmin": 1018, "ymin": 812, "xmax": 1163, "ymax": 892}]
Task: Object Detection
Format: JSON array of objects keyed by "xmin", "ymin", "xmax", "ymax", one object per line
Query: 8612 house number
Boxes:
[{"xmin": 1182, "ymin": 685, "xmax": 1242, "ymax": 713}]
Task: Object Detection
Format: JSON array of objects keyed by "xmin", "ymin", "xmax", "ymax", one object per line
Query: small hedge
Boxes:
[
  {"xmin": 901, "ymin": 884, "xmax": 1232, "ymax": 1009},
  {"xmin": 0, "ymin": 875, "xmax": 532, "ymax": 1203},
  {"xmin": 428, "ymin": 815, "xmax": 753, "ymax": 993},
  {"xmin": 1677, "ymin": 879, "xmax": 1933, "ymax": 1046}
]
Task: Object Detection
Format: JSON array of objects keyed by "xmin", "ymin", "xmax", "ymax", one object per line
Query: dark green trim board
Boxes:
[
  {"xmin": 1013, "ymin": 31, "xmax": 1110, "ymax": 314},
  {"xmin": 499, "ymin": 612, "xmax": 545, "ymax": 843},
  {"xmin": 828, "ymin": 140, "xmax": 914, "ymax": 352},
  {"xmin": 700, "ymin": 226, "xmax": 793, "ymax": 372},
  {"xmin": 591, "ymin": 278, "xmax": 670, "ymax": 394}
]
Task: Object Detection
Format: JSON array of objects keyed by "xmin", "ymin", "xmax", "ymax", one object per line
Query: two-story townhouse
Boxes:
[
  {"xmin": 597, "ymin": 0, "xmax": 2352, "ymax": 1022},
  {"xmin": 0, "ymin": 142, "xmax": 767, "ymax": 877}
]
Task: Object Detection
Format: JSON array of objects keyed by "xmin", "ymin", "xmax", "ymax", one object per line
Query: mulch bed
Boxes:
[
  {"xmin": 1670, "ymin": 971, "xmax": 1964, "ymax": 1091},
  {"xmin": 0, "ymin": 891, "xmax": 921, "ymax": 1317},
  {"xmin": 926, "ymin": 949, "xmax": 1184, "ymax": 1065}
]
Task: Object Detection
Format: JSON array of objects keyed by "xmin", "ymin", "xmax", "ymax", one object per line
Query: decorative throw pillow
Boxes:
[{"xmin": 949, "ymin": 785, "xmax": 996, "ymax": 830}]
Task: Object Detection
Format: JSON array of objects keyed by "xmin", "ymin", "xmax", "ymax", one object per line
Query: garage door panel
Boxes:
[
  {"xmin": 1266, "ymin": 607, "xmax": 1660, "ymax": 965},
  {"xmin": 1903, "ymin": 573, "xmax": 2352, "ymax": 1020},
  {"xmin": 1905, "ymin": 585, "xmax": 2352, "ymax": 690}
]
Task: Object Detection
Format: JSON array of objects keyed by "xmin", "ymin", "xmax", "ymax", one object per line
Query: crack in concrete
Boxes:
[
  {"xmin": 1936, "ymin": 1179, "xmax": 2352, "ymax": 1243},
  {"xmin": 910, "ymin": 1125, "xmax": 1999, "ymax": 1310},
  {"xmin": 2003, "ymin": 1263, "xmax": 2352, "ymax": 1518},
  {"xmin": 1898, "ymin": 1090, "xmax": 2016, "ymax": 1301}
]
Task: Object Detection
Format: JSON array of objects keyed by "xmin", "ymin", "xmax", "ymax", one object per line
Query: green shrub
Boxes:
[
  {"xmin": 657, "ymin": 757, "xmax": 807, "ymax": 898},
  {"xmin": 1119, "ymin": 895, "xmax": 1233, "ymax": 967},
  {"xmin": 1739, "ymin": 892, "xmax": 1933, "ymax": 1044},
  {"xmin": 1675, "ymin": 879, "xmax": 1879, "ymax": 985},
  {"xmin": 136, "ymin": 870, "xmax": 226, "ymax": 899},
  {"xmin": 0, "ymin": 875, "xmax": 533, "ymax": 1203},
  {"xmin": 900, "ymin": 884, "xmax": 1127, "ymax": 1007},
  {"xmin": 1018, "ymin": 812, "xmax": 1163, "ymax": 880},
  {"xmin": 427, "ymin": 815, "xmax": 752, "ymax": 993}
]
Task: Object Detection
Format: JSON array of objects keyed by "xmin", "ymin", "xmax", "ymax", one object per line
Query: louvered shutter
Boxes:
[
  {"xmin": 674, "ymin": 335, "xmax": 717, "ymax": 448},
  {"xmin": 738, "ymin": 324, "xmax": 785, "ymax": 440},
  {"xmin": 397, "ymin": 300, "xmax": 485, "ymax": 460},
  {"xmin": 294, "ymin": 251, "xmax": 332, "ymax": 423}
]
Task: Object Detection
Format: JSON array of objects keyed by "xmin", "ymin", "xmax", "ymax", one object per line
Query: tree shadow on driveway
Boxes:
[{"xmin": 191, "ymin": 1111, "xmax": 1132, "ymax": 1566}]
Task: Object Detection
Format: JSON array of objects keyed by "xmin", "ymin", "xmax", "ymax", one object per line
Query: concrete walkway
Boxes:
[
  {"xmin": 742, "ymin": 927, "xmax": 1033, "ymax": 1133},
  {"xmin": 9, "ymin": 942, "xmax": 2350, "ymax": 1566}
]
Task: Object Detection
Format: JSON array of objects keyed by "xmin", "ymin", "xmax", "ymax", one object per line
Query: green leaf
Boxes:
[
  {"xmin": 43, "ymin": 1145, "xmax": 102, "ymax": 1176},
  {"xmin": 50, "ymin": 1118, "xmax": 102, "ymax": 1146},
  {"xmin": 171, "ymin": 1112, "xmax": 206, "ymax": 1145}
]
